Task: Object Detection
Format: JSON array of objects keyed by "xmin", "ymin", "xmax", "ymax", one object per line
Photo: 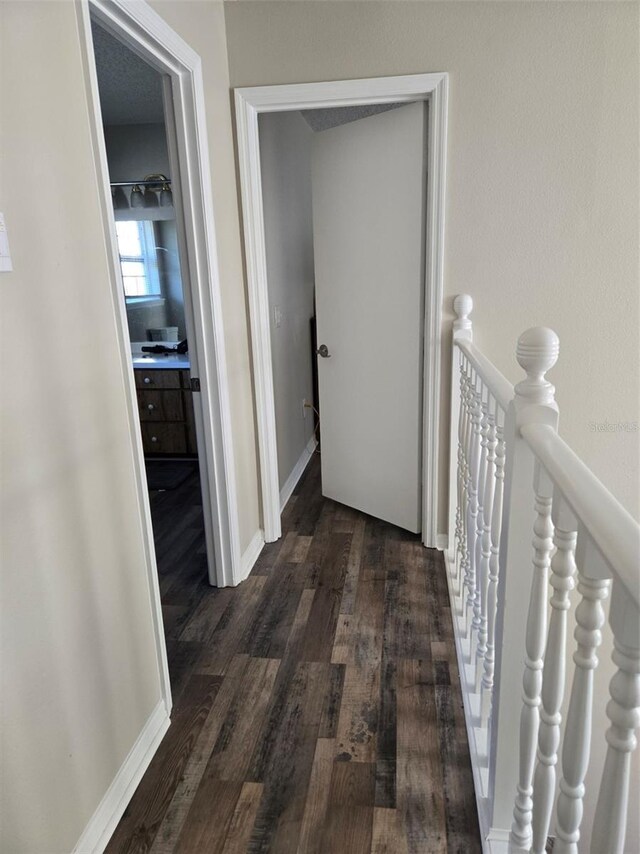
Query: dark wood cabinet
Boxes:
[{"xmin": 134, "ymin": 369, "xmax": 197, "ymax": 456}]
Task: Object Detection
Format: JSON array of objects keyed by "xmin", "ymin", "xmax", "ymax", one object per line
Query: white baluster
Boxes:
[
  {"xmin": 476, "ymin": 398, "xmax": 496, "ymax": 692},
  {"xmin": 554, "ymin": 535, "xmax": 611, "ymax": 854},
  {"xmin": 460, "ymin": 357, "xmax": 472, "ymax": 604},
  {"xmin": 591, "ymin": 581, "xmax": 640, "ymax": 854},
  {"xmin": 451, "ymin": 295, "xmax": 472, "ymax": 597},
  {"xmin": 471, "ymin": 384, "xmax": 490, "ymax": 662},
  {"xmin": 455, "ymin": 351, "xmax": 467, "ymax": 594},
  {"xmin": 466, "ymin": 370, "xmax": 482, "ymax": 633},
  {"xmin": 531, "ymin": 489, "xmax": 577, "ymax": 853},
  {"xmin": 481, "ymin": 402, "xmax": 505, "ymax": 724},
  {"xmin": 509, "ymin": 328, "xmax": 560, "ymax": 850}
]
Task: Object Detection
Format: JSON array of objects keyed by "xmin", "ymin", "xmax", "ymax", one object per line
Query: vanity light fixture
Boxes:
[
  {"xmin": 130, "ymin": 184, "xmax": 145, "ymax": 208},
  {"xmin": 160, "ymin": 182, "xmax": 173, "ymax": 207},
  {"xmin": 109, "ymin": 175, "xmax": 173, "ymax": 211}
]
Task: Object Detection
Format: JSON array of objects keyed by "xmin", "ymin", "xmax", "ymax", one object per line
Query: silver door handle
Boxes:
[{"xmin": 316, "ymin": 344, "xmax": 331, "ymax": 358}]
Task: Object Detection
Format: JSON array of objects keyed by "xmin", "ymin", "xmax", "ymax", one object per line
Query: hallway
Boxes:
[{"xmin": 106, "ymin": 457, "xmax": 481, "ymax": 853}]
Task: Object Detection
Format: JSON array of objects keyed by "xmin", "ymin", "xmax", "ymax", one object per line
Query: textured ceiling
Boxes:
[
  {"xmin": 300, "ymin": 103, "xmax": 407, "ymax": 132},
  {"xmin": 92, "ymin": 21, "xmax": 165, "ymax": 125}
]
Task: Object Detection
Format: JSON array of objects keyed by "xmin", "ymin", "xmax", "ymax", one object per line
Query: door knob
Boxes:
[{"xmin": 316, "ymin": 344, "xmax": 331, "ymax": 358}]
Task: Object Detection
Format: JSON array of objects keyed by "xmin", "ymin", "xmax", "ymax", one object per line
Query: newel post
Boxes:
[
  {"xmin": 487, "ymin": 328, "xmax": 560, "ymax": 844},
  {"xmin": 447, "ymin": 294, "xmax": 473, "ymax": 566}
]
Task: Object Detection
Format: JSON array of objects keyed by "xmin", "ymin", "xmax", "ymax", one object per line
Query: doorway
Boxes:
[
  {"xmin": 91, "ymin": 20, "xmax": 204, "ymax": 506},
  {"xmin": 235, "ymin": 75, "xmax": 448, "ymax": 547},
  {"xmin": 78, "ymin": 0, "xmax": 243, "ymax": 718}
]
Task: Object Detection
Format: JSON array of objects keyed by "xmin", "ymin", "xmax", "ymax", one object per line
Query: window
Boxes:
[{"xmin": 115, "ymin": 220, "xmax": 161, "ymax": 298}]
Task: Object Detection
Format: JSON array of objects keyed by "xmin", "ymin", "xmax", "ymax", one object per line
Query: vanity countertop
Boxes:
[{"xmin": 132, "ymin": 352, "xmax": 190, "ymax": 370}]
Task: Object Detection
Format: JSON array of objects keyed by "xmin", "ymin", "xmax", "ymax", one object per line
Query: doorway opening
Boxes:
[
  {"xmin": 79, "ymin": 0, "xmax": 243, "ymax": 716},
  {"xmin": 91, "ymin": 19, "xmax": 206, "ymax": 523},
  {"xmin": 235, "ymin": 75, "xmax": 448, "ymax": 547}
]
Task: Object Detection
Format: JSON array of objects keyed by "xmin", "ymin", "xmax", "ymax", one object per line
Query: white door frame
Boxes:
[
  {"xmin": 235, "ymin": 74, "xmax": 448, "ymax": 547},
  {"xmin": 77, "ymin": 0, "xmax": 243, "ymax": 702}
]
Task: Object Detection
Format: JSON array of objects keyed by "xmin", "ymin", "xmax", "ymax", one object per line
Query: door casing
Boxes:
[
  {"xmin": 77, "ymin": 0, "xmax": 244, "ymax": 712},
  {"xmin": 235, "ymin": 74, "xmax": 449, "ymax": 547}
]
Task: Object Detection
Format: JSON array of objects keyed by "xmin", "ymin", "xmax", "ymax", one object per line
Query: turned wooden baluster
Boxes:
[
  {"xmin": 466, "ymin": 369, "xmax": 483, "ymax": 631},
  {"xmin": 530, "ymin": 488, "xmax": 578, "ymax": 853},
  {"xmin": 510, "ymin": 327, "xmax": 560, "ymax": 851},
  {"xmin": 591, "ymin": 580, "xmax": 640, "ymax": 854},
  {"xmin": 452, "ymin": 294, "xmax": 472, "ymax": 595},
  {"xmin": 476, "ymin": 399, "xmax": 496, "ymax": 691},
  {"xmin": 460, "ymin": 356, "xmax": 473, "ymax": 603},
  {"xmin": 481, "ymin": 401, "xmax": 505, "ymax": 723},
  {"xmin": 453, "ymin": 350, "xmax": 465, "ymax": 589},
  {"xmin": 471, "ymin": 384, "xmax": 490, "ymax": 659},
  {"xmin": 554, "ymin": 535, "xmax": 611, "ymax": 854},
  {"xmin": 457, "ymin": 355, "xmax": 471, "ymax": 601}
]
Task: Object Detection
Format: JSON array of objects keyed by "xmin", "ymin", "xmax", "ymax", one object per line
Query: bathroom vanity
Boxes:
[{"xmin": 133, "ymin": 352, "xmax": 196, "ymax": 456}]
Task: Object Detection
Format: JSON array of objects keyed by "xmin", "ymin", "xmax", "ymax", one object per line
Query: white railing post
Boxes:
[
  {"xmin": 448, "ymin": 295, "xmax": 473, "ymax": 578},
  {"xmin": 591, "ymin": 580, "xmax": 640, "ymax": 854},
  {"xmin": 487, "ymin": 327, "xmax": 560, "ymax": 844}
]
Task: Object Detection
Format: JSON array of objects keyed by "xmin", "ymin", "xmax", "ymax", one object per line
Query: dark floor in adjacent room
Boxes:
[{"xmin": 106, "ymin": 456, "xmax": 481, "ymax": 853}]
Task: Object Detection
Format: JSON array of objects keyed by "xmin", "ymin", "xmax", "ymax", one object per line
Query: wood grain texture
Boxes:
[{"xmin": 107, "ymin": 458, "xmax": 480, "ymax": 853}]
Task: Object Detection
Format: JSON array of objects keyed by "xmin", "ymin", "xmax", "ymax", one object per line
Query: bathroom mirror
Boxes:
[{"xmin": 114, "ymin": 217, "xmax": 187, "ymax": 344}]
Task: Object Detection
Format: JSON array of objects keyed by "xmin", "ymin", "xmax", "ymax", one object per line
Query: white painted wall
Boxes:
[
  {"xmin": 259, "ymin": 111, "xmax": 316, "ymax": 494},
  {"xmin": 0, "ymin": 3, "xmax": 164, "ymax": 850}
]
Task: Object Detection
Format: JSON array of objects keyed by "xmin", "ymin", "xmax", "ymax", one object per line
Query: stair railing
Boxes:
[{"xmin": 446, "ymin": 295, "xmax": 640, "ymax": 853}]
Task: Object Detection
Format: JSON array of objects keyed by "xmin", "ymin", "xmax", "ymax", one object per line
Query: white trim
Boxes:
[
  {"xmin": 435, "ymin": 533, "xmax": 449, "ymax": 552},
  {"xmin": 280, "ymin": 436, "xmax": 318, "ymax": 511},
  {"xmin": 234, "ymin": 74, "xmax": 448, "ymax": 547},
  {"xmin": 72, "ymin": 700, "xmax": 170, "ymax": 854},
  {"xmin": 240, "ymin": 529, "xmax": 265, "ymax": 580},
  {"xmin": 79, "ymin": 0, "xmax": 243, "ymax": 607}
]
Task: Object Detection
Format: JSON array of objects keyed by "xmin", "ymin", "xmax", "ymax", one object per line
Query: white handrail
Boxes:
[
  {"xmin": 521, "ymin": 423, "xmax": 640, "ymax": 606},
  {"xmin": 446, "ymin": 296, "xmax": 640, "ymax": 852},
  {"xmin": 456, "ymin": 338, "xmax": 514, "ymax": 412}
]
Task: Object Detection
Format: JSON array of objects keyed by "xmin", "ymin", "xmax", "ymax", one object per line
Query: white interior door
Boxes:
[{"xmin": 311, "ymin": 101, "xmax": 426, "ymax": 533}]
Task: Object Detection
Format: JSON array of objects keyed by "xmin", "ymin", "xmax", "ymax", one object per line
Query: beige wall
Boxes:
[
  {"xmin": 0, "ymin": 2, "xmax": 164, "ymax": 850},
  {"xmin": 224, "ymin": 0, "xmax": 640, "ymax": 528}
]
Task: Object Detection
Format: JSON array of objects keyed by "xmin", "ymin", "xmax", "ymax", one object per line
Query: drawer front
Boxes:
[
  {"xmin": 141, "ymin": 423, "xmax": 187, "ymax": 454},
  {"xmin": 137, "ymin": 390, "xmax": 184, "ymax": 422},
  {"xmin": 135, "ymin": 369, "xmax": 181, "ymax": 390}
]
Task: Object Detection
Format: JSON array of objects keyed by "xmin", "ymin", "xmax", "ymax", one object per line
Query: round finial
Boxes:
[
  {"xmin": 515, "ymin": 327, "xmax": 559, "ymax": 405},
  {"xmin": 453, "ymin": 294, "xmax": 473, "ymax": 332},
  {"xmin": 516, "ymin": 327, "xmax": 559, "ymax": 377}
]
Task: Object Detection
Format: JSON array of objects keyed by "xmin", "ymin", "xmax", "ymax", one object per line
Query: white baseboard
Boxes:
[
  {"xmin": 435, "ymin": 533, "xmax": 448, "ymax": 551},
  {"xmin": 73, "ymin": 699, "xmax": 170, "ymax": 854},
  {"xmin": 280, "ymin": 436, "xmax": 318, "ymax": 512},
  {"xmin": 240, "ymin": 529, "xmax": 265, "ymax": 581}
]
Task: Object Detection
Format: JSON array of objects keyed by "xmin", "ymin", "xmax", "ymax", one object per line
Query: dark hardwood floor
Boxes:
[{"xmin": 106, "ymin": 456, "xmax": 481, "ymax": 853}]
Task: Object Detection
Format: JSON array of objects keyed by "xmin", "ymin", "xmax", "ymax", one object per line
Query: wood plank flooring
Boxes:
[{"xmin": 106, "ymin": 456, "xmax": 481, "ymax": 853}]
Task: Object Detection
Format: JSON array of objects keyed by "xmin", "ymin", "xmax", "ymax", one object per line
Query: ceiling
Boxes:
[
  {"xmin": 92, "ymin": 21, "xmax": 165, "ymax": 126},
  {"xmin": 300, "ymin": 103, "xmax": 406, "ymax": 132}
]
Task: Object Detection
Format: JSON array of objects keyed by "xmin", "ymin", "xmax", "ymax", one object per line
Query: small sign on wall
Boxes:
[{"xmin": 0, "ymin": 213, "xmax": 13, "ymax": 272}]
